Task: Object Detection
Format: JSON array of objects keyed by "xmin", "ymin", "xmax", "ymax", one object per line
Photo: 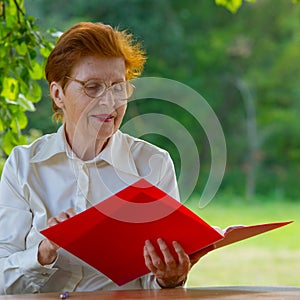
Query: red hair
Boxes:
[{"xmin": 45, "ymin": 22, "xmax": 146, "ymax": 122}]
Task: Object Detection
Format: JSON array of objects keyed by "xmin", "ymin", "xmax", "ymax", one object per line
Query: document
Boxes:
[{"xmin": 41, "ymin": 179, "xmax": 292, "ymax": 286}]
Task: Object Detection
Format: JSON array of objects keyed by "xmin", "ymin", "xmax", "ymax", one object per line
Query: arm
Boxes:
[
  {"xmin": 0, "ymin": 154, "xmax": 57, "ymax": 294},
  {"xmin": 0, "ymin": 150, "xmax": 76, "ymax": 294},
  {"xmin": 38, "ymin": 209, "xmax": 76, "ymax": 266}
]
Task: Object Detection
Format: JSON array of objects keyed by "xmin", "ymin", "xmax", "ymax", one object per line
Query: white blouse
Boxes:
[{"xmin": 0, "ymin": 126, "xmax": 179, "ymax": 294}]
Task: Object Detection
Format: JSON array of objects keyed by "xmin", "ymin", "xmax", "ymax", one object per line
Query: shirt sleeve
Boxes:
[
  {"xmin": 0, "ymin": 150, "xmax": 58, "ymax": 294},
  {"xmin": 139, "ymin": 273, "xmax": 186, "ymax": 289}
]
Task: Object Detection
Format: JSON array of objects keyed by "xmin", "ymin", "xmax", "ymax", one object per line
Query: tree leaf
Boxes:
[
  {"xmin": 0, "ymin": 77, "xmax": 19, "ymax": 101},
  {"xmin": 17, "ymin": 112, "xmax": 28, "ymax": 130},
  {"xmin": 17, "ymin": 94, "xmax": 36, "ymax": 111},
  {"xmin": 40, "ymin": 46, "xmax": 51, "ymax": 58},
  {"xmin": 0, "ymin": 118, "xmax": 4, "ymax": 133},
  {"xmin": 29, "ymin": 61, "xmax": 43, "ymax": 80},
  {"xmin": 10, "ymin": 109, "xmax": 28, "ymax": 131},
  {"xmin": 16, "ymin": 42, "xmax": 28, "ymax": 56},
  {"xmin": 215, "ymin": 0, "xmax": 254, "ymax": 13},
  {"xmin": 0, "ymin": 47, "xmax": 6, "ymax": 58},
  {"xmin": 2, "ymin": 130, "xmax": 27, "ymax": 155},
  {"xmin": 2, "ymin": 131, "xmax": 17, "ymax": 155},
  {"xmin": 25, "ymin": 80, "xmax": 42, "ymax": 102}
]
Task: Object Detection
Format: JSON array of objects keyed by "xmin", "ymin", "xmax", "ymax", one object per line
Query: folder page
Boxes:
[
  {"xmin": 41, "ymin": 179, "xmax": 223, "ymax": 285},
  {"xmin": 214, "ymin": 221, "xmax": 293, "ymax": 249},
  {"xmin": 41, "ymin": 179, "xmax": 292, "ymax": 285}
]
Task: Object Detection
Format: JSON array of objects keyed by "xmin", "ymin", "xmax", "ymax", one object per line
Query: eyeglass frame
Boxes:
[{"xmin": 65, "ymin": 76, "xmax": 136, "ymax": 100}]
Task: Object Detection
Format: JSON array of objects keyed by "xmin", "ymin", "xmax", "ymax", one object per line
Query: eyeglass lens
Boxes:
[{"xmin": 84, "ymin": 80, "xmax": 134, "ymax": 99}]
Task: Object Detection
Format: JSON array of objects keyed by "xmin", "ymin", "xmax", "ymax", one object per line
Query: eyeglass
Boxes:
[{"xmin": 65, "ymin": 76, "xmax": 135, "ymax": 100}]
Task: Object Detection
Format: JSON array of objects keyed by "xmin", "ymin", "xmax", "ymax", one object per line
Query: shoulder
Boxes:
[
  {"xmin": 0, "ymin": 134, "xmax": 52, "ymax": 183},
  {"xmin": 9, "ymin": 133, "xmax": 57, "ymax": 161},
  {"xmin": 116, "ymin": 130, "xmax": 169, "ymax": 158},
  {"xmin": 8, "ymin": 134, "xmax": 50, "ymax": 160},
  {"xmin": 6, "ymin": 127, "xmax": 64, "ymax": 169}
]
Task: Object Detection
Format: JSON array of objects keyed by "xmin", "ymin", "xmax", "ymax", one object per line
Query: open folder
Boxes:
[{"xmin": 41, "ymin": 179, "xmax": 292, "ymax": 286}]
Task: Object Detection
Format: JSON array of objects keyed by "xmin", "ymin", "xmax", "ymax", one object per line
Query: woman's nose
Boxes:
[{"xmin": 98, "ymin": 89, "xmax": 115, "ymax": 106}]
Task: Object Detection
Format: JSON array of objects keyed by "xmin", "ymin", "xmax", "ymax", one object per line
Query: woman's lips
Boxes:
[{"xmin": 92, "ymin": 114, "xmax": 114, "ymax": 122}]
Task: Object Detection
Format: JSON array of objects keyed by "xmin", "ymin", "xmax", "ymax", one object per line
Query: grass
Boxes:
[{"xmin": 184, "ymin": 195, "xmax": 300, "ymax": 287}]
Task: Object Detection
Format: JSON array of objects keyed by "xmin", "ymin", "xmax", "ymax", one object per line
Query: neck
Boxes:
[{"xmin": 64, "ymin": 128, "xmax": 109, "ymax": 161}]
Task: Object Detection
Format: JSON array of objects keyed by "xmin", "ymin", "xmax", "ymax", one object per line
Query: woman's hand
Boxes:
[
  {"xmin": 38, "ymin": 208, "xmax": 76, "ymax": 265},
  {"xmin": 144, "ymin": 238, "xmax": 190, "ymax": 288},
  {"xmin": 144, "ymin": 238, "xmax": 216, "ymax": 288}
]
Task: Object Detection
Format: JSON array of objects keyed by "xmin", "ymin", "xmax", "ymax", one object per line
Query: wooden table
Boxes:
[{"xmin": 0, "ymin": 286, "xmax": 299, "ymax": 299}]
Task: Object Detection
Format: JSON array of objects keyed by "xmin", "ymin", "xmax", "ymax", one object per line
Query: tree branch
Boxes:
[
  {"xmin": 0, "ymin": 2, "xmax": 5, "ymax": 20},
  {"xmin": 13, "ymin": 0, "xmax": 24, "ymax": 24}
]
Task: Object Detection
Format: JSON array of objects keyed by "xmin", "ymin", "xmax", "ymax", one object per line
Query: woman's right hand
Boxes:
[{"xmin": 38, "ymin": 208, "xmax": 76, "ymax": 265}]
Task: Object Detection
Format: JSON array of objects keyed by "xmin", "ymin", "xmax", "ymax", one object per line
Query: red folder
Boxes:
[{"xmin": 41, "ymin": 179, "xmax": 292, "ymax": 286}]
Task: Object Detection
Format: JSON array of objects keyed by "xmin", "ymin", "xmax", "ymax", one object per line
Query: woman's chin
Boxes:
[
  {"xmin": 88, "ymin": 121, "xmax": 113, "ymax": 138},
  {"xmin": 95, "ymin": 127, "xmax": 115, "ymax": 141}
]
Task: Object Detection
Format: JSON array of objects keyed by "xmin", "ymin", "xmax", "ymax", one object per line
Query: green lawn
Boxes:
[{"xmin": 184, "ymin": 196, "xmax": 300, "ymax": 287}]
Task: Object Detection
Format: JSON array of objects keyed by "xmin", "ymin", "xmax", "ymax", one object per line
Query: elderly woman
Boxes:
[{"xmin": 0, "ymin": 22, "xmax": 208, "ymax": 294}]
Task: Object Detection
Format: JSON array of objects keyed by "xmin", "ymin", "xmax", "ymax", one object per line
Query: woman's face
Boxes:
[{"xmin": 52, "ymin": 56, "xmax": 127, "ymax": 148}]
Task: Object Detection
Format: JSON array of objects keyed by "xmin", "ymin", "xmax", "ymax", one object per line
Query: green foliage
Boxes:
[
  {"xmin": 215, "ymin": 0, "xmax": 256, "ymax": 13},
  {"xmin": 214, "ymin": 0, "xmax": 298, "ymax": 13},
  {"xmin": 0, "ymin": 0, "xmax": 53, "ymax": 155}
]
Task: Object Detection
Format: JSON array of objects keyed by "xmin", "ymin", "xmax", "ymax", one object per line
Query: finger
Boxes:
[
  {"xmin": 145, "ymin": 240, "xmax": 165, "ymax": 271},
  {"xmin": 65, "ymin": 208, "xmax": 77, "ymax": 217},
  {"xmin": 48, "ymin": 217, "xmax": 59, "ymax": 227},
  {"xmin": 47, "ymin": 208, "xmax": 76, "ymax": 227},
  {"xmin": 56, "ymin": 211, "xmax": 70, "ymax": 222},
  {"xmin": 212, "ymin": 226, "xmax": 224, "ymax": 234},
  {"xmin": 224, "ymin": 225, "xmax": 245, "ymax": 234},
  {"xmin": 172, "ymin": 241, "xmax": 190, "ymax": 269},
  {"xmin": 157, "ymin": 238, "xmax": 177, "ymax": 269},
  {"xmin": 144, "ymin": 245, "xmax": 157, "ymax": 273}
]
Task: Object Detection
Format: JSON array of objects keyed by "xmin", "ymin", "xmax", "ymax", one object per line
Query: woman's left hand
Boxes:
[{"xmin": 144, "ymin": 238, "xmax": 190, "ymax": 288}]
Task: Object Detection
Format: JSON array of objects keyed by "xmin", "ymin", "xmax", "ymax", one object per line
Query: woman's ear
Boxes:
[{"xmin": 50, "ymin": 82, "xmax": 65, "ymax": 109}]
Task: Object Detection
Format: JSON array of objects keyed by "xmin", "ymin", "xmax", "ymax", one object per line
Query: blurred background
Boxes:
[
  {"xmin": 24, "ymin": 0, "xmax": 300, "ymax": 201},
  {"xmin": 2, "ymin": 0, "xmax": 300, "ymax": 286}
]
